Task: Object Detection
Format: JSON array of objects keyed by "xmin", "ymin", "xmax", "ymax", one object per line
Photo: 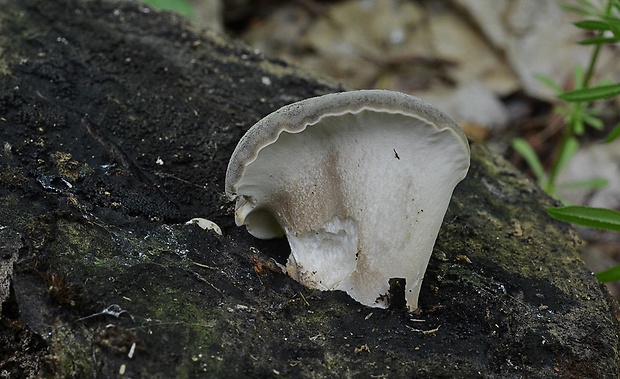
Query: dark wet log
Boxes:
[{"xmin": 0, "ymin": 1, "xmax": 618, "ymax": 378}]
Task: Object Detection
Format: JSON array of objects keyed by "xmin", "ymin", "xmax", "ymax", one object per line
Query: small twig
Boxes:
[
  {"xmin": 299, "ymin": 292, "xmax": 310, "ymax": 307},
  {"xmin": 191, "ymin": 261, "xmax": 218, "ymax": 270},
  {"xmin": 153, "ymin": 171, "xmax": 206, "ymax": 190},
  {"xmin": 290, "ymin": 292, "xmax": 311, "ymax": 307},
  {"xmin": 75, "ymin": 304, "xmax": 133, "ymax": 322},
  {"xmin": 406, "ymin": 324, "xmax": 441, "ymax": 335},
  {"xmin": 190, "ymin": 270, "xmax": 223, "ymax": 296},
  {"xmin": 47, "ymin": 304, "xmax": 134, "ymax": 337}
]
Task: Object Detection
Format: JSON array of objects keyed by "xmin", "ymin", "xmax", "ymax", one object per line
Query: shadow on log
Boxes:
[{"xmin": 0, "ymin": 0, "xmax": 618, "ymax": 378}]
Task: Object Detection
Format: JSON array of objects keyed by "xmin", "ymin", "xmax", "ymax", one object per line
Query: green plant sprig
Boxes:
[
  {"xmin": 140, "ymin": 0, "xmax": 195, "ymax": 21},
  {"xmin": 514, "ymin": 0, "xmax": 620, "ymax": 283}
]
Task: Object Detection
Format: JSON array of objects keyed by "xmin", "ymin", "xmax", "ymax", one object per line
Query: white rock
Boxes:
[
  {"xmin": 451, "ymin": 0, "xmax": 620, "ymax": 100},
  {"xmin": 420, "ymin": 80, "xmax": 509, "ymax": 130},
  {"xmin": 557, "ymin": 139, "xmax": 620, "ymax": 209},
  {"xmin": 428, "ymin": 10, "xmax": 519, "ymax": 96}
]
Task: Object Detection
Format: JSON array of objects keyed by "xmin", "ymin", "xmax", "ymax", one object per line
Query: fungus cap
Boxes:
[{"xmin": 225, "ymin": 90, "xmax": 470, "ymax": 310}]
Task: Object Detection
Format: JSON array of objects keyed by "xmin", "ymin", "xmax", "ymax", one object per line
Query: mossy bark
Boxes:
[{"xmin": 0, "ymin": 0, "xmax": 618, "ymax": 378}]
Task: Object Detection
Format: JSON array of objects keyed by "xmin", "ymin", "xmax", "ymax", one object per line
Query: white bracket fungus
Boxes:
[{"xmin": 225, "ymin": 90, "xmax": 470, "ymax": 310}]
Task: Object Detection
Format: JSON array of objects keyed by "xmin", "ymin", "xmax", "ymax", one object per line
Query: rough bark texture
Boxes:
[{"xmin": 0, "ymin": 1, "xmax": 618, "ymax": 378}]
